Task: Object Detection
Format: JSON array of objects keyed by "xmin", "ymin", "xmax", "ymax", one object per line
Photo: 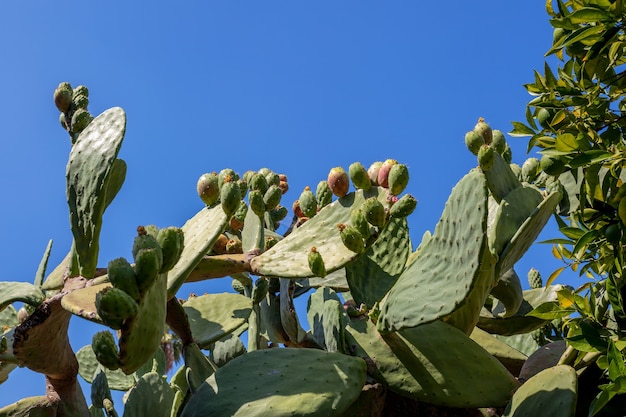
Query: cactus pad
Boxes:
[
  {"xmin": 123, "ymin": 371, "xmax": 175, "ymax": 417},
  {"xmin": 0, "ymin": 282, "xmax": 45, "ymax": 313}
]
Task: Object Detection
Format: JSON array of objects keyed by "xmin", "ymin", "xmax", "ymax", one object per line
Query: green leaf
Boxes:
[
  {"xmin": 509, "ymin": 122, "xmax": 537, "ymax": 137},
  {"xmin": 546, "ymin": 25, "xmax": 605, "ymax": 56},
  {"xmin": 568, "ymin": 7, "xmax": 612, "ymax": 24},
  {"xmin": 546, "ymin": 266, "xmax": 566, "ymax": 288},
  {"xmin": 526, "ymin": 301, "xmax": 575, "ymax": 320},
  {"xmin": 607, "ymin": 339, "xmax": 625, "ymax": 381},
  {"xmin": 589, "ymin": 388, "xmax": 617, "ymax": 417},
  {"xmin": 555, "ymin": 133, "xmax": 579, "ymax": 152}
]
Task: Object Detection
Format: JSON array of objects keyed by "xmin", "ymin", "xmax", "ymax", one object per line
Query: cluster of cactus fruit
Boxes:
[{"xmin": 0, "ymin": 85, "xmax": 588, "ymax": 417}]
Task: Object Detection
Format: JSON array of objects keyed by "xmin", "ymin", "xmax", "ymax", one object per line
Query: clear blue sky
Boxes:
[{"xmin": 0, "ymin": 1, "xmax": 568, "ymax": 409}]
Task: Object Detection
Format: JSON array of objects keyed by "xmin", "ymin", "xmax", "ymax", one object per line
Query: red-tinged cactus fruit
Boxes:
[
  {"xmin": 197, "ymin": 172, "xmax": 220, "ymax": 206},
  {"xmin": 474, "ymin": 117, "xmax": 492, "ymax": 144},
  {"xmin": 377, "ymin": 159, "xmax": 398, "ymax": 188},
  {"xmin": 226, "ymin": 238, "xmax": 243, "ymax": 254},
  {"xmin": 328, "ymin": 167, "xmax": 349, "ymax": 198},
  {"xmin": 249, "ymin": 189, "xmax": 265, "ymax": 217},
  {"xmin": 211, "ymin": 234, "xmax": 229, "ymax": 255},
  {"xmin": 220, "ymin": 180, "xmax": 242, "ymax": 217},
  {"xmin": 292, "ymin": 199, "xmax": 305, "ymax": 219},
  {"xmin": 464, "ymin": 131, "xmax": 484, "ymax": 155},
  {"xmin": 53, "ymin": 82, "xmax": 73, "ymax": 112},
  {"xmin": 92, "ymin": 331, "xmax": 121, "ymax": 371},
  {"xmin": 299, "ymin": 186, "xmax": 317, "ymax": 218},
  {"xmin": 368, "ymin": 161, "xmax": 383, "ymax": 185},
  {"xmin": 389, "ymin": 194, "xmax": 417, "ymax": 218},
  {"xmin": 477, "ymin": 145, "xmax": 496, "ymax": 171},
  {"xmin": 263, "ymin": 184, "xmax": 282, "ymax": 212},
  {"xmin": 388, "ymin": 163, "xmax": 409, "ymax": 196},
  {"xmin": 337, "ymin": 223, "xmax": 365, "ymax": 253},
  {"xmin": 218, "ymin": 168, "xmax": 239, "ymax": 189},
  {"xmin": 278, "ymin": 173, "xmax": 289, "ymax": 195},
  {"xmin": 362, "ymin": 197, "xmax": 386, "ymax": 228},
  {"xmin": 308, "ymin": 247, "xmax": 327, "ymax": 277},
  {"xmin": 349, "ymin": 162, "xmax": 371, "ymax": 190},
  {"xmin": 316, "ymin": 180, "xmax": 332, "ymax": 208}
]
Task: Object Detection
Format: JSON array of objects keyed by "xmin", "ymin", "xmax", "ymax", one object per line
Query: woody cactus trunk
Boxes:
[{"xmin": 0, "ymin": 84, "xmax": 577, "ymax": 416}]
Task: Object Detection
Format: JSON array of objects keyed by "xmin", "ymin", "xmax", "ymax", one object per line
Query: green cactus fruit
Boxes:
[
  {"xmin": 377, "ymin": 159, "xmax": 398, "ymax": 188},
  {"xmin": 143, "ymin": 224, "xmax": 159, "ymax": 238},
  {"xmin": 59, "ymin": 113, "xmax": 68, "ymax": 130},
  {"xmin": 389, "ymin": 194, "xmax": 417, "ymax": 218},
  {"xmin": 474, "ymin": 117, "xmax": 492, "ymax": 144},
  {"xmin": 265, "ymin": 172, "xmax": 280, "ymax": 187},
  {"xmin": 107, "ymin": 257, "xmax": 140, "ymax": 301},
  {"xmin": 248, "ymin": 189, "xmax": 265, "ymax": 217},
  {"xmin": 263, "ymin": 184, "xmax": 282, "ymax": 212},
  {"xmin": 73, "ymin": 94, "xmax": 89, "ymax": 110},
  {"xmin": 338, "ymin": 224, "xmax": 365, "ymax": 254},
  {"xmin": 388, "ymin": 163, "xmax": 409, "ymax": 196},
  {"xmin": 299, "ymin": 186, "xmax": 317, "ymax": 218},
  {"xmin": 220, "ymin": 180, "xmax": 242, "ymax": 217},
  {"xmin": 308, "ymin": 247, "xmax": 327, "ymax": 277},
  {"xmin": 134, "ymin": 248, "xmax": 161, "ymax": 293},
  {"xmin": 218, "ymin": 168, "xmax": 239, "ymax": 189},
  {"xmin": 350, "ymin": 208, "xmax": 371, "ymax": 238},
  {"xmin": 248, "ymin": 172, "xmax": 268, "ymax": 194},
  {"xmin": 257, "ymin": 167, "xmax": 272, "ymax": 177},
  {"xmin": 477, "ymin": 145, "xmax": 496, "ymax": 171},
  {"xmin": 53, "ymin": 82, "xmax": 73, "ymax": 112},
  {"xmin": 491, "ymin": 130, "xmax": 506, "ymax": 155},
  {"xmin": 269, "ymin": 205, "xmax": 288, "ymax": 223},
  {"xmin": 464, "ymin": 131, "xmax": 484, "ymax": 155},
  {"xmin": 92, "ymin": 331, "xmax": 121, "ymax": 370},
  {"xmin": 96, "ymin": 287, "xmax": 139, "ymax": 326},
  {"xmin": 362, "ymin": 197, "xmax": 386, "ymax": 228},
  {"xmin": 71, "ymin": 108, "xmax": 93, "ymax": 134},
  {"xmin": 367, "ymin": 161, "xmax": 383, "ymax": 185},
  {"xmin": 349, "ymin": 162, "xmax": 371, "ymax": 190},
  {"xmin": 540, "ymin": 154, "xmax": 566, "ymax": 176},
  {"xmin": 242, "ymin": 170, "xmax": 256, "ymax": 184},
  {"xmin": 521, "ymin": 158, "xmax": 541, "ymax": 183},
  {"xmin": 132, "ymin": 231, "xmax": 163, "ymax": 266},
  {"xmin": 316, "ymin": 180, "xmax": 332, "ymax": 208},
  {"xmin": 502, "ymin": 144, "xmax": 513, "ymax": 163},
  {"xmin": 236, "ymin": 179, "xmax": 248, "ymax": 199},
  {"xmin": 327, "ymin": 166, "xmax": 349, "ymax": 197},
  {"xmin": 226, "ymin": 238, "xmax": 243, "ymax": 254},
  {"xmin": 157, "ymin": 227, "xmax": 185, "ymax": 272},
  {"xmin": 527, "ymin": 268, "xmax": 543, "ymax": 289},
  {"xmin": 73, "ymin": 85, "xmax": 89, "ymax": 97},
  {"xmin": 197, "ymin": 172, "xmax": 220, "ymax": 206},
  {"xmin": 251, "ymin": 278, "xmax": 269, "ymax": 305},
  {"xmin": 230, "ymin": 201, "xmax": 248, "ymax": 230}
]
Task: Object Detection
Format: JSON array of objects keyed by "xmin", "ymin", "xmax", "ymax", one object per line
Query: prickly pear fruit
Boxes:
[
  {"xmin": 157, "ymin": 227, "xmax": 184, "ymax": 272},
  {"xmin": 349, "ymin": 162, "xmax": 371, "ymax": 190},
  {"xmin": 388, "ymin": 163, "xmax": 409, "ymax": 196},
  {"xmin": 243, "ymin": 170, "xmax": 256, "ymax": 184},
  {"xmin": 73, "ymin": 94, "xmax": 89, "ymax": 110},
  {"xmin": 519, "ymin": 158, "xmax": 539, "ymax": 183},
  {"xmin": 299, "ymin": 186, "xmax": 317, "ymax": 218},
  {"xmin": 377, "ymin": 159, "xmax": 398, "ymax": 188},
  {"xmin": 527, "ymin": 268, "xmax": 543, "ymax": 289},
  {"xmin": 478, "ymin": 145, "xmax": 495, "ymax": 171},
  {"xmin": 230, "ymin": 201, "xmax": 248, "ymax": 230},
  {"xmin": 251, "ymin": 278, "xmax": 269, "ymax": 304},
  {"xmin": 257, "ymin": 167, "xmax": 272, "ymax": 177},
  {"xmin": 248, "ymin": 189, "xmax": 265, "ymax": 217},
  {"xmin": 134, "ymin": 249, "xmax": 161, "ymax": 293},
  {"xmin": 279, "ymin": 174, "xmax": 289, "ymax": 195},
  {"xmin": 197, "ymin": 173, "xmax": 220, "ymax": 206},
  {"xmin": 389, "ymin": 194, "xmax": 417, "ymax": 218},
  {"xmin": 59, "ymin": 113, "xmax": 69, "ymax": 130},
  {"xmin": 226, "ymin": 238, "xmax": 243, "ymax": 254},
  {"xmin": 270, "ymin": 206, "xmax": 288, "ymax": 223},
  {"xmin": 132, "ymin": 231, "xmax": 163, "ymax": 266},
  {"xmin": 107, "ymin": 257, "xmax": 140, "ymax": 301},
  {"xmin": 308, "ymin": 247, "xmax": 327, "ymax": 277},
  {"xmin": 263, "ymin": 184, "xmax": 282, "ymax": 212},
  {"xmin": 73, "ymin": 85, "xmax": 89, "ymax": 97},
  {"xmin": 351, "ymin": 208, "xmax": 371, "ymax": 238},
  {"xmin": 218, "ymin": 168, "xmax": 239, "ymax": 189},
  {"xmin": 368, "ymin": 161, "xmax": 383, "ymax": 186},
  {"xmin": 362, "ymin": 197, "xmax": 386, "ymax": 228},
  {"xmin": 316, "ymin": 180, "xmax": 332, "ymax": 208},
  {"xmin": 92, "ymin": 331, "xmax": 121, "ymax": 370},
  {"xmin": 540, "ymin": 154, "xmax": 566, "ymax": 176},
  {"xmin": 491, "ymin": 130, "xmax": 506, "ymax": 155},
  {"xmin": 502, "ymin": 144, "xmax": 513, "ymax": 163},
  {"xmin": 53, "ymin": 82, "xmax": 73, "ymax": 112},
  {"xmin": 71, "ymin": 108, "xmax": 92, "ymax": 134},
  {"xmin": 96, "ymin": 287, "xmax": 139, "ymax": 326},
  {"xmin": 236, "ymin": 179, "xmax": 248, "ymax": 199},
  {"xmin": 328, "ymin": 167, "xmax": 349, "ymax": 198},
  {"xmin": 220, "ymin": 180, "xmax": 242, "ymax": 217},
  {"xmin": 465, "ymin": 131, "xmax": 484, "ymax": 155},
  {"xmin": 248, "ymin": 173, "xmax": 268, "ymax": 194},
  {"xmin": 265, "ymin": 172, "xmax": 280, "ymax": 187},
  {"xmin": 474, "ymin": 117, "xmax": 492, "ymax": 144},
  {"xmin": 292, "ymin": 199, "xmax": 305, "ymax": 219},
  {"xmin": 338, "ymin": 224, "xmax": 365, "ymax": 254}
]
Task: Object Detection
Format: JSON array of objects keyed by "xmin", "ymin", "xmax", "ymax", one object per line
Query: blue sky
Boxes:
[{"xmin": 0, "ymin": 1, "xmax": 569, "ymax": 409}]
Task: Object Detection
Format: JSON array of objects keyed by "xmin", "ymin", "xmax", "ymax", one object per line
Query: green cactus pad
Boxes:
[
  {"xmin": 0, "ymin": 305, "xmax": 18, "ymax": 330},
  {"xmin": 477, "ymin": 285, "xmax": 564, "ymax": 335},
  {"xmin": 489, "ymin": 268, "xmax": 524, "ymax": 318},
  {"xmin": 66, "ymin": 107, "xmax": 126, "ymax": 278},
  {"xmin": 182, "ymin": 293, "xmax": 252, "ymax": 349},
  {"xmin": 180, "ymin": 348, "xmax": 366, "ymax": 417},
  {"xmin": 293, "ymin": 269, "xmax": 350, "ymax": 295},
  {"xmin": 377, "ymin": 171, "xmax": 492, "ymax": 334},
  {"xmin": 209, "ymin": 333, "xmax": 246, "ymax": 367},
  {"xmin": 0, "ymin": 282, "xmax": 45, "ymax": 313},
  {"xmin": 345, "ymin": 318, "xmax": 519, "ymax": 408},
  {"xmin": 493, "ymin": 333, "xmax": 542, "ymax": 357},
  {"xmin": 250, "ymin": 187, "xmax": 391, "ymax": 278},
  {"xmin": 166, "ymin": 204, "xmax": 229, "ymax": 299},
  {"xmin": 183, "ymin": 342, "xmax": 217, "ymax": 391},
  {"xmin": 241, "ymin": 202, "xmax": 264, "ymax": 253},
  {"xmin": 469, "ymin": 327, "xmax": 527, "ymax": 376},
  {"xmin": 280, "ymin": 279, "xmax": 308, "ymax": 344},
  {"xmin": 123, "ymin": 371, "xmax": 175, "ymax": 417},
  {"xmin": 482, "ymin": 150, "xmax": 522, "ymax": 202},
  {"xmin": 0, "ymin": 362, "xmax": 17, "ymax": 385},
  {"xmin": 61, "ymin": 283, "xmax": 111, "ymax": 324},
  {"xmin": 90, "ymin": 367, "xmax": 112, "ymax": 408},
  {"xmin": 306, "ymin": 287, "xmax": 347, "ymax": 353},
  {"xmin": 76, "ymin": 345, "xmax": 136, "ymax": 391},
  {"xmin": 502, "ymin": 365, "xmax": 577, "ymax": 417},
  {"xmin": 344, "ymin": 217, "xmax": 410, "ymax": 307}
]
